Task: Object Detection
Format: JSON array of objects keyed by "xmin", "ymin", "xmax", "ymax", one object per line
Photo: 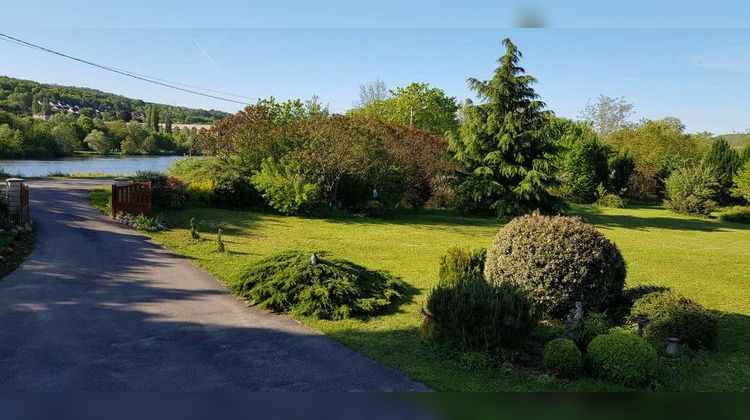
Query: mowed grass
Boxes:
[{"xmin": 90, "ymin": 187, "xmax": 750, "ymax": 390}]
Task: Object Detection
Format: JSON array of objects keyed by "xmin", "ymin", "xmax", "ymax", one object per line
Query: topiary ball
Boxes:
[
  {"xmin": 231, "ymin": 250, "xmax": 407, "ymax": 320},
  {"xmin": 631, "ymin": 291, "xmax": 718, "ymax": 350},
  {"xmin": 542, "ymin": 338, "xmax": 582, "ymax": 379},
  {"xmin": 484, "ymin": 212, "xmax": 626, "ymax": 318},
  {"xmin": 587, "ymin": 332, "xmax": 657, "ymax": 387}
]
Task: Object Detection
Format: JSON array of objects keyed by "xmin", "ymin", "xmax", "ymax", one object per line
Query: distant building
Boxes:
[{"xmin": 32, "ymin": 110, "xmax": 52, "ymax": 121}]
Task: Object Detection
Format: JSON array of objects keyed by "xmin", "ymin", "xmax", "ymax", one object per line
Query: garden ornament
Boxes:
[
  {"xmin": 310, "ymin": 253, "xmax": 318, "ymax": 266},
  {"xmin": 666, "ymin": 337, "xmax": 680, "ymax": 356}
]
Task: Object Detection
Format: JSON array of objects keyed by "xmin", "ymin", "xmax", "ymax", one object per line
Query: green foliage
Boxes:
[
  {"xmin": 631, "ymin": 290, "xmax": 718, "ymax": 350},
  {"xmin": 450, "ymin": 38, "xmax": 559, "ymax": 218},
  {"xmin": 607, "ymin": 151, "xmax": 636, "ymax": 192},
  {"xmin": 437, "ymin": 247, "xmax": 486, "ymax": 287},
  {"xmin": 190, "ymin": 217, "xmax": 200, "ymax": 239},
  {"xmin": 703, "ymin": 137, "xmax": 741, "ymax": 202},
  {"xmin": 664, "ymin": 163, "xmax": 719, "ymax": 216},
  {"xmin": 587, "ymin": 332, "xmax": 658, "ymax": 386},
  {"xmin": 83, "ymin": 129, "xmax": 113, "ymax": 154},
  {"xmin": 169, "ymin": 157, "xmax": 261, "ymax": 209},
  {"xmin": 216, "ymin": 228, "xmax": 225, "ymax": 253},
  {"xmin": 594, "ymin": 184, "xmax": 625, "ymax": 208},
  {"xmin": 557, "ymin": 123, "xmax": 610, "ymax": 203},
  {"xmin": 731, "ymin": 160, "xmax": 750, "ymax": 202},
  {"xmin": 484, "ymin": 212, "xmax": 626, "ymax": 318},
  {"xmin": 348, "ymin": 82, "xmax": 460, "ymax": 137},
  {"xmin": 230, "ymin": 250, "xmax": 407, "ymax": 320},
  {"xmin": 718, "ymin": 206, "xmax": 750, "ymax": 224},
  {"xmin": 542, "ymin": 338, "xmax": 583, "ymax": 379},
  {"xmin": 564, "ymin": 312, "xmax": 611, "ymax": 351},
  {"xmin": 251, "ymin": 158, "xmax": 321, "ymax": 215},
  {"xmin": 425, "ymin": 279, "xmax": 535, "ymax": 352}
]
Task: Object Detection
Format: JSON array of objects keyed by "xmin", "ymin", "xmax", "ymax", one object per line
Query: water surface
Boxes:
[{"xmin": 0, "ymin": 155, "xmax": 186, "ymax": 177}]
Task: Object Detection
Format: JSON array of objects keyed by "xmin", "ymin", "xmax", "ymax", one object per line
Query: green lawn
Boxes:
[{"xmin": 89, "ymin": 188, "xmax": 750, "ymax": 390}]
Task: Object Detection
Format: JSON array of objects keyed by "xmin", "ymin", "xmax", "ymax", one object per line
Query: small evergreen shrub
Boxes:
[
  {"xmin": 117, "ymin": 212, "xmax": 165, "ymax": 232},
  {"xmin": 543, "ymin": 338, "xmax": 582, "ymax": 379},
  {"xmin": 424, "ymin": 279, "xmax": 535, "ymax": 352},
  {"xmin": 594, "ymin": 185, "xmax": 625, "ymax": 208},
  {"xmin": 231, "ymin": 250, "xmax": 407, "ymax": 320},
  {"xmin": 719, "ymin": 206, "xmax": 750, "ymax": 224},
  {"xmin": 587, "ymin": 332, "xmax": 658, "ymax": 386},
  {"xmin": 631, "ymin": 291, "xmax": 718, "ymax": 350},
  {"xmin": 186, "ymin": 179, "xmax": 214, "ymax": 204},
  {"xmin": 564, "ymin": 312, "xmax": 611, "ymax": 351},
  {"xmin": 190, "ymin": 217, "xmax": 200, "ymax": 239},
  {"xmin": 484, "ymin": 212, "xmax": 627, "ymax": 318},
  {"xmin": 664, "ymin": 164, "xmax": 719, "ymax": 216},
  {"xmin": 216, "ymin": 229, "xmax": 225, "ymax": 253},
  {"xmin": 437, "ymin": 247, "xmax": 486, "ymax": 287}
]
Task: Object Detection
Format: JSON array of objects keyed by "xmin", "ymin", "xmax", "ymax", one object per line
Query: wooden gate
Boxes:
[
  {"xmin": 111, "ymin": 181, "xmax": 152, "ymax": 218},
  {"xmin": 19, "ymin": 184, "xmax": 29, "ymax": 223}
]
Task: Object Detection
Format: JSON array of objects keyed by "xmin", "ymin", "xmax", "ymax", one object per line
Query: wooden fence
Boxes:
[{"xmin": 112, "ymin": 181, "xmax": 152, "ymax": 218}]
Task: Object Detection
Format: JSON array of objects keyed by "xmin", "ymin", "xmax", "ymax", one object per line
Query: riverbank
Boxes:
[{"xmin": 0, "ymin": 155, "xmax": 188, "ymax": 178}]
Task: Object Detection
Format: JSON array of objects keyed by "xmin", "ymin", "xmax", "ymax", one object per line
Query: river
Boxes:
[{"xmin": 0, "ymin": 155, "xmax": 188, "ymax": 178}]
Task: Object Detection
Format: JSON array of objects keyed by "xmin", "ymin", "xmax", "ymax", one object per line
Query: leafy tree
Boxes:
[
  {"xmin": 77, "ymin": 115, "xmax": 95, "ymax": 135},
  {"xmin": 607, "ymin": 150, "xmax": 636, "ymax": 192},
  {"xmin": 450, "ymin": 38, "xmax": 559, "ymax": 217},
  {"xmin": 356, "ymin": 79, "xmax": 389, "ymax": 107},
  {"xmin": 251, "ymin": 158, "xmax": 321, "ymax": 215},
  {"xmin": 559, "ymin": 126, "xmax": 610, "ymax": 203},
  {"xmin": 84, "ymin": 129, "xmax": 114, "ymax": 154},
  {"xmin": 732, "ymin": 160, "xmax": 750, "ymax": 202},
  {"xmin": 349, "ymin": 82, "xmax": 460, "ymax": 137},
  {"xmin": 741, "ymin": 143, "xmax": 750, "ymax": 164},
  {"xmin": 702, "ymin": 137, "xmax": 741, "ymax": 202},
  {"xmin": 152, "ymin": 107, "xmax": 160, "ymax": 132},
  {"xmin": 50, "ymin": 123, "xmax": 81, "ymax": 154},
  {"xmin": 579, "ymin": 95, "xmax": 634, "ymax": 138},
  {"xmin": 164, "ymin": 112, "xmax": 173, "ymax": 133},
  {"xmin": 0, "ymin": 124, "xmax": 24, "ymax": 157}
]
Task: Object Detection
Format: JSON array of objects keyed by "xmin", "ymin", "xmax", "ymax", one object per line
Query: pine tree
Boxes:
[
  {"xmin": 450, "ymin": 38, "xmax": 559, "ymax": 217},
  {"xmin": 702, "ymin": 137, "xmax": 740, "ymax": 202}
]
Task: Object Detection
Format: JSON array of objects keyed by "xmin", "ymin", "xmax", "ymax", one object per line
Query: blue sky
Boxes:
[{"xmin": 2, "ymin": 6, "xmax": 750, "ymax": 133}]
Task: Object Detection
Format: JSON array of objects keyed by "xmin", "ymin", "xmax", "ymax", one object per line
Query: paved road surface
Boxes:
[{"xmin": 0, "ymin": 179, "xmax": 427, "ymax": 391}]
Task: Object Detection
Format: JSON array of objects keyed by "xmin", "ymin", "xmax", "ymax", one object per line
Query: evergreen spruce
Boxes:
[
  {"xmin": 702, "ymin": 137, "xmax": 741, "ymax": 202},
  {"xmin": 450, "ymin": 38, "xmax": 559, "ymax": 217},
  {"xmin": 153, "ymin": 107, "xmax": 160, "ymax": 132},
  {"xmin": 217, "ymin": 229, "xmax": 225, "ymax": 253}
]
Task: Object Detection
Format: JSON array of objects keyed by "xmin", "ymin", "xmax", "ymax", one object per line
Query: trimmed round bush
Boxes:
[
  {"xmin": 425, "ymin": 279, "xmax": 535, "ymax": 352},
  {"xmin": 543, "ymin": 338, "xmax": 582, "ymax": 379},
  {"xmin": 484, "ymin": 212, "xmax": 627, "ymax": 318},
  {"xmin": 587, "ymin": 332, "xmax": 657, "ymax": 386},
  {"xmin": 230, "ymin": 250, "xmax": 407, "ymax": 320},
  {"xmin": 631, "ymin": 291, "xmax": 718, "ymax": 350}
]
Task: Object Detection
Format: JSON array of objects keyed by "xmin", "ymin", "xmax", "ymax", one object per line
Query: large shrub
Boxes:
[
  {"xmin": 559, "ymin": 136, "xmax": 610, "ymax": 203},
  {"xmin": 631, "ymin": 291, "xmax": 718, "ymax": 350},
  {"xmin": 702, "ymin": 137, "xmax": 741, "ymax": 203},
  {"xmin": 587, "ymin": 332, "xmax": 657, "ymax": 386},
  {"xmin": 168, "ymin": 157, "xmax": 262, "ymax": 209},
  {"xmin": 543, "ymin": 338, "xmax": 582, "ymax": 379},
  {"xmin": 437, "ymin": 247, "xmax": 486, "ymax": 287},
  {"xmin": 719, "ymin": 206, "xmax": 750, "ymax": 224},
  {"xmin": 484, "ymin": 212, "xmax": 626, "ymax": 318},
  {"xmin": 607, "ymin": 151, "xmax": 636, "ymax": 192},
  {"xmin": 625, "ymin": 164, "xmax": 663, "ymax": 201},
  {"xmin": 251, "ymin": 158, "xmax": 322, "ymax": 215},
  {"xmin": 664, "ymin": 163, "xmax": 720, "ymax": 216},
  {"xmin": 230, "ymin": 250, "xmax": 407, "ymax": 320},
  {"xmin": 424, "ymin": 279, "xmax": 535, "ymax": 352},
  {"xmin": 131, "ymin": 170, "xmax": 187, "ymax": 210}
]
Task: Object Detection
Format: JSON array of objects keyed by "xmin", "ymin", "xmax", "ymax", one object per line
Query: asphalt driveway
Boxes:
[{"xmin": 0, "ymin": 179, "xmax": 427, "ymax": 391}]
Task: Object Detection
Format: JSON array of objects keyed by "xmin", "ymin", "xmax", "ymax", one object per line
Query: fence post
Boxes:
[
  {"xmin": 111, "ymin": 177, "xmax": 130, "ymax": 218},
  {"xmin": 6, "ymin": 178, "xmax": 24, "ymax": 224}
]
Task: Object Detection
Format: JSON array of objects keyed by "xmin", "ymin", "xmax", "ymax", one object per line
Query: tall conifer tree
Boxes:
[
  {"xmin": 702, "ymin": 137, "xmax": 740, "ymax": 202},
  {"xmin": 450, "ymin": 38, "xmax": 558, "ymax": 217}
]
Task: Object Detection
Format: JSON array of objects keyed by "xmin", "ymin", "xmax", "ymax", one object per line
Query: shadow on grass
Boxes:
[{"xmin": 573, "ymin": 205, "xmax": 750, "ymax": 233}]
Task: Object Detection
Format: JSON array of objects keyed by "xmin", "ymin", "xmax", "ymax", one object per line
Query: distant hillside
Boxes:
[
  {"xmin": 721, "ymin": 133, "xmax": 750, "ymax": 150},
  {"xmin": 0, "ymin": 75, "xmax": 229, "ymax": 124}
]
